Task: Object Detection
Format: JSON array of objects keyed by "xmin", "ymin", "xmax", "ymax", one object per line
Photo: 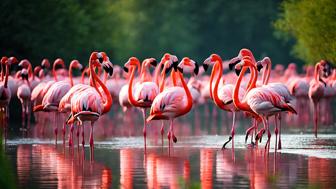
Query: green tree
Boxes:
[{"xmin": 274, "ymin": 0, "xmax": 336, "ymax": 64}]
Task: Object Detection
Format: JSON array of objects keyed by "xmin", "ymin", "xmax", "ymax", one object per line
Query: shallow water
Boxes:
[{"xmin": 2, "ymin": 108, "xmax": 336, "ymax": 189}]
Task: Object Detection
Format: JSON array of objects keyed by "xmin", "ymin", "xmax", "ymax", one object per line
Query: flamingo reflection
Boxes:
[
  {"xmin": 145, "ymin": 150, "xmax": 190, "ymax": 189},
  {"xmin": 16, "ymin": 144, "xmax": 112, "ymax": 188}
]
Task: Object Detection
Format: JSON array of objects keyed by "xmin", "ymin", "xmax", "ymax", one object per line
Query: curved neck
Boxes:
[
  {"xmin": 69, "ymin": 63, "xmax": 74, "ymax": 86},
  {"xmin": 0, "ymin": 63, "xmax": 3, "ymax": 81},
  {"xmin": 314, "ymin": 63, "xmax": 321, "ymax": 82},
  {"xmin": 246, "ymin": 63, "xmax": 258, "ymax": 93},
  {"xmin": 233, "ymin": 66, "xmax": 251, "ymax": 112},
  {"xmin": 154, "ymin": 62, "xmax": 163, "ymax": 86},
  {"xmin": 53, "ymin": 62, "xmax": 64, "ymax": 81},
  {"xmin": 128, "ymin": 66, "xmax": 141, "ymax": 107},
  {"xmin": 171, "ymin": 70, "xmax": 178, "ymax": 86},
  {"xmin": 103, "ymin": 72, "xmax": 108, "ymax": 84},
  {"xmin": 177, "ymin": 71, "xmax": 193, "ymax": 115},
  {"xmin": 4, "ymin": 64, "xmax": 9, "ymax": 88},
  {"xmin": 213, "ymin": 61, "xmax": 226, "ymax": 109},
  {"xmin": 209, "ymin": 63, "xmax": 218, "ymax": 99},
  {"xmin": 262, "ymin": 60, "xmax": 271, "ymax": 85},
  {"xmin": 140, "ymin": 62, "xmax": 150, "ymax": 83},
  {"xmin": 92, "ymin": 69, "xmax": 112, "ymax": 114}
]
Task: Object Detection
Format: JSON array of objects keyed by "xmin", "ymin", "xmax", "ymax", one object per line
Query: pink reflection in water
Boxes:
[{"xmin": 16, "ymin": 145, "xmax": 112, "ymax": 188}]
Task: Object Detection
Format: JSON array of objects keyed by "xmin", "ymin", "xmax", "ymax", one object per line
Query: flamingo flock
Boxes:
[{"xmin": 0, "ymin": 49, "xmax": 334, "ymax": 153}]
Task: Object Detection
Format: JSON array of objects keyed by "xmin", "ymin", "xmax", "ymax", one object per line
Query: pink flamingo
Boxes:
[
  {"xmin": 233, "ymin": 57, "xmax": 296, "ymax": 149},
  {"xmin": 17, "ymin": 68, "xmax": 32, "ymax": 130},
  {"xmin": 257, "ymin": 57, "xmax": 296, "ymax": 149},
  {"xmin": 308, "ymin": 60, "xmax": 326, "ymax": 138},
  {"xmin": 0, "ymin": 57, "xmax": 18, "ymax": 122},
  {"xmin": 203, "ymin": 54, "xmax": 245, "ymax": 149},
  {"xmin": 67, "ymin": 52, "xmax": 113, "ymax": 149},
  {"xmin": 147, "ymin": 57, "xmax": 198, "ymax": 149},
  {"xmin": 124, "ymin": 57, "xmax": 159, "ymax": 146},
  {"xmin": 33, "ymin": 58, "xmax": 82, "ymax": 144}
]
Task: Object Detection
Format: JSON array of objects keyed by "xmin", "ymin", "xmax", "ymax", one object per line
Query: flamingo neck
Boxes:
[
  {"xmin": 53, "ymin": 62, "xmax": 64, "ymax": 82},
  {"xmin": 140, "ymin": 62, "xmax": 150, "ymax": 83},
  {"xmin": 103, "ymin": 72, "xmax": 108, "ymax": 84},
  {"xmin": 171, "ymin": 70, "xmax": 178, "ymax": 86},
  {"xmin": 209, "ymin": 63, "xmax": 219, "ymax": 99},
  {"xmin": 159, "ymin": 70, "xmax": 166, "ymax": 92},
  {"xmin": 177, "ymin": 71, "xmax": 193, "ymax": 115},
  {"xmin": 28, "ymin": 64, "xmax": 33, "ymax": 80},
  {"xmin": 262, "ymin": 60, "xmax": 271, "ymax": 85},
  {"xmin": 233, "ymin": 66, "xmax": 251, "ymax": 111},
  {"xmin": 314, "ymin": 63, "xmax": 321, "ymax": 82},
  {"xmin": 154, "ymin": 62, "xmax": 163, "ymax": 86},
  {"xmin": 213, "ymin": 60, "xmax": 226, "ymax": 109},
  {"xmin": 4, "ymin": 64, "xmax": 9, "ymax": 88},
  {"xmin": 69, "ymin": 64, "xmax": 74, "ymax": 86},
  {"xmin": 128, "ymin": 66, "xmax": 141, "ymax": 107},
  {"xmin": 246, "ymin": 63, "xmax": 258, "ymax": 92},
  {"xmin": 92, "ymin": 69, "xmax": 112, "ymax": 114}
]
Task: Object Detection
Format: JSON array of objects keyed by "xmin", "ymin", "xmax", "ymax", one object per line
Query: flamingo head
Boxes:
[
  {"xmin": 203, "ymin": 54, "xmax": 222, "ymax": 72},
  {"xmin": 160, "ymin": 53, "xmax": 178, "ymax": 70},
  {"xmin": 234, "ymin": 62, "xmax": 243, "ymax": 76},
  {"xmin": 1, "ymin": 56, "xmax": 8, "ymax": 65},
  {"xmin": 177, "ymin": 57, "xmax": 199, "ymax": 75},
  {"xmin": 18, "ymin": 59, "xmax": 31, "ymax": 70},
  {"xmin": 123, "ymin": 57, "xmax": 140, "ymax": 73},
  {"xmin": 320, "ymin": 60, "xmax": 332, "ymax": 78},
  {"xmin": 20, "ymin": 68, "xmax": 29, "ymax": 80},
  {"xmin": 256, "ymin": 57, "xmax": 271, "ymax": 72},
  {"xmin": 143, "ymin": 58, "xmax": 157, "ymax": 67},
  {"xmin": 70, "ymin": 60, "xmax": 83, "ymax": 71},
  {"xmin": 34, "ymin": 66, "xmax": 42, "ymax": 76},
  {"xmin": 41, "ymin": 59, "xmax": 50, "ymax": 69},
  {"xmin": 96, "ymin": 52, "xmax": 113, "ymax": 76},
  {"xmin": 6, "ymin": 57, "xmax": 18, "ymax": 66},
  {"xmin": 228, "ymin": 48, "xmax": 255, "ymax": 70}
]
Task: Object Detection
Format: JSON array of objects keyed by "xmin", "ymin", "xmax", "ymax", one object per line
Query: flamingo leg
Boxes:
[
  {"xmin": 26, "ymin": 101, "xmax": 31, "ymax": 130},
  {"xmin": 172, "ymin": 119, "xmax": 177, "ymax": 143},
  {"xmin": 256, "ymin": 117, "xmax": 266, "ymax": 144},
  {"xmin": 245, "ymin": 119, "xmax": 256, "ymax": 144},
  {"xmin": 278, "ymin": 113, "xmax": 282, "ymax": 150},
  {"xmin": 69, "ymin": 124, "xmax": 74, "ymax": 147},
  {"xmin": 168, "ymin": 119, "xmax": 172, "ymax": 154},
  {"xmin": 89, "ymin": 121, "xmax": 94, "ymax": 148},
  {"xmin": 160, "ymin": 121, "xmax": 164, "ymax": 146},
  {"xmin": 274, "ymin": 114, "xmax": 279, "ymax": 152},
  {"xmin": 313, "ymin": 102, "xmax": 318, "ymax": 138},
  {"xmin": 142, "ymin": 109, "xmax": 147, "ymax": 148},
  {"xmin": 54, "ymin": 112, "xmax": 58, "ymax": 145},
  {"xmin": 82, "ymin": 122, "xmax": 85, "ymax": 146},
  {"xmin": 222, "ymin": 111, "xmax": 236, "ymax": 149},
  {"xmin": 21, "ymin": 103, "xmax": 25, "ymax": 129}
]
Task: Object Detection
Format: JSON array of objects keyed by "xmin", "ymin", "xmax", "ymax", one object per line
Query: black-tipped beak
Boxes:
[
  {"xmin": 21, "ymin": 74, "xmax": 29, "ymax": 80},
  {"xmin": 235, "ymin": 68, "xmax": 241, "ymax": 76},
  {"xmin": 177, "ymin": 66, "xmax": 183, "ymax": 73},
  {"xmin": 41, "ymin": 64, "xmax": 45, "ymax": 69},
  {"xmin": 256, "ymin": 61, "xmax": 263, "ymax": 72},
  {"xmin": 98, "ymin": 57, "xmax": 104, "ymax": 64},
  {"xmin": 103, "ymin": 65, "xmax": 113, "ymax": 76},
  {"xmin": 228, "ymin": 57, "xmax": 241, "ymax": 71},
  {"xmin": 173, "ymin": 61, "xmax": 178, "ymax": 71},
  {"xmin": 202, "ymin": 64, "xmax": 209, "ymax": 72},
  {"xmin": 165, "ymin": 65, "xmax": 172, "ymax": 74},
  {"xmin": 150, "ymin": 60, "xmax": 157, "ymax": 67},
  {"xmin": 80, "ymin": 66, "xmax": 86, "ymax": 72},
  {"xmin": 123, "ymin": 66, "xmax": 129, "ymax": 73},
  {"xmin": 194, "ymin": 63, "xmax": 199, "ymax": 75}
]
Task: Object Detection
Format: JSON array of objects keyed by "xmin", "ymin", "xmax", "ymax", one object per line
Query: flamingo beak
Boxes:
[
  {"xmin": 228, "ymin": 57, "xmax": 241, "ymax": 70},
  {"xmin": 194, "ymin": 62, "xmax": 199, "ymax": 75},
  {"xmin": 235, "ymin": 68, "xmax": 241, "ymax": 76},
  {"xmin": 123, "ymin": 66, "xmax": 129, "ymax": 73},
  {"xmin": 150, "ymin": 59, "xmax": 158, "ymax": 67},
  {"xmin": 202, "ymin": 57, "xmax": 211, "ymax": 71},
  {"xmin": 102, "ymin": 60, "xmax": 114, "ymax": 76},
  {"xmin": 256, "ymin": 61, "xmax": 263, "ymax": 72}
]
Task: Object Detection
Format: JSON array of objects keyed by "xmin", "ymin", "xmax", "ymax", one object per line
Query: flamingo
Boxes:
[
  {"xmin": 0, "ymin": 56, "xmax": 18, "ymax": 122},
  {"xmin": 233, "ymin": 57, "xmax": 297, "ymax": 149},
  {"xmin": 256, "ymin": 57, "xmax": 296, "ymax": 150},
  {"xmin": 123, "ymin": 57, "xmax": 159, "ymax": 146},
  {"xmin": 202, "ymin": 54, "xmax": 245, "ymax": 149},
  {"xmin": 67, "ymin": 52, "xmax": 113, "ymax": 149},
  {"xmin": 308, "ymin": 60, "xmax": 326, "ymax": 138},
  {"xmin": 33, "ymin": 58, "xmax": 82, "ymax": 144},
  {"xmin": 17, "ymin": 68, "xmax": 32, "ymax": 130},
  {"xmin": 147, "ymin": 57, "xmax": 198, "ymax": 150}
]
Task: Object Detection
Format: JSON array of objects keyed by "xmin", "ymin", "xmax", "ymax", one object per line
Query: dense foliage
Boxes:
[
  {"xmin": 1, "ymin": 0, "xmax": 300, "ymax": 67},
  {"xmin": 275, "ymin": 0, "xmax": 336, "ymax": 64}
]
